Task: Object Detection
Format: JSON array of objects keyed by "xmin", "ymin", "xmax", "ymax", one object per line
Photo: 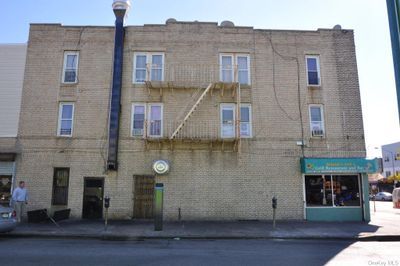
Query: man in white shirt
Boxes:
[{"xmin": 12, "ymin": 181, "xmax": 28, "ymax": 222}]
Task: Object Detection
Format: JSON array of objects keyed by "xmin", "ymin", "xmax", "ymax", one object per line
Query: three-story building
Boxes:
[{"xmin": 15, "ymin": 14, "xmax": 377, "ymax": 221}]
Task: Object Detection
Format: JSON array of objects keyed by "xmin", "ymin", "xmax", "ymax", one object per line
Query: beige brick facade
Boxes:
[{"xmin": 15, "ymin": 21, "xmax": 366, "ymax": 220}]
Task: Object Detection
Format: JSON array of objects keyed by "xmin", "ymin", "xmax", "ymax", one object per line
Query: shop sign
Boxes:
[{"xmin": 301, "ymin": 158, "xmax": 378, "ymax": 174}]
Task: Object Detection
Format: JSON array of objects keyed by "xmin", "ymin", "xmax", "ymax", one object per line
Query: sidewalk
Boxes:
[{"xmin": 3, "ymin": 202, "xmax": 400, "ymax": 241}]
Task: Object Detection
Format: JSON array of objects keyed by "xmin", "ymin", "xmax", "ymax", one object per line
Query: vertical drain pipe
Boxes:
[{"xmin": 107, "ymin": 1, "xmax": 131, "ymax": 170}]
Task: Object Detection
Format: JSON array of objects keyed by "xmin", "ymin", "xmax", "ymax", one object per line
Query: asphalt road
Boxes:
[{"xmin": 0, "ymin": 238, "xmax": 399, "ymax": 266}]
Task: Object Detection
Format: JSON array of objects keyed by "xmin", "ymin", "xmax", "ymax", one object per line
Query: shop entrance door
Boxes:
[
  {"xmin": 82, "ymin": 178, "xmax": 104, "ymax": 219},
  {"xmin": 0, "ymin": 175, "xmax": 12, "ymax": 206},
  {"xmin": 133, "ymin": 175, "xmax": 154, "ymax": 219}
]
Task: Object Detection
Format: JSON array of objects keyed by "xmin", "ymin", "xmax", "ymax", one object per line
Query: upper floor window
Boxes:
[
  {"xmin": 220, "ymin": 103, "xmax": 252, "ymax": 138},
  {"xmin": 148, "ymin": 104, "xmax": 163, "ymax": 137},
  {"xmin": 58, "ymin": 102, "xmax": 74, "ymax": 137},
  {"xmin": 306, "ymin": 55, "xmax": 321, "ymax": 86},
  {"xmin": 133, "ymin": 53, "xmax": 164, "ymax": 83},
  {"xmin": 132, "ymin": 104, "xmax": 146, "ymax": 136},
  {"xmin": 240, "ymin": 104, "xmax": 252, "ymax": 138},
  {"xmin": 220, "ymin": 54, "xmax": 250, "ymax": 85},
  {"xmin": 131, "ymin": 103, "xmax": 163, "ymax": 138},
  {"xmin": 221, "ymin": 104, "xmax": 236, "ymax": 138},
  {"xmin": 62, "ymin": 51, "xmax": 79, "ymax": 83},
  {"xmin": 309, "ymin": 105, "xmax": 325, "ymax": 137}
]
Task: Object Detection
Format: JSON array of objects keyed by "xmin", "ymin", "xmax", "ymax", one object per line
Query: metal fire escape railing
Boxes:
[
  {"xmin": 141, "ymin": 64, "xmax": 243, "ymax": 148},
  {"xmin": 170, "ymin": 83, "xmax": 214, "ymax": 140}
]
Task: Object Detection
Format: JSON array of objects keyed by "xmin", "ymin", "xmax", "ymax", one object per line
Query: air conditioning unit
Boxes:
[{"xmin": 312, "ymin": 129, "xmax": 324, "ymax": 137}]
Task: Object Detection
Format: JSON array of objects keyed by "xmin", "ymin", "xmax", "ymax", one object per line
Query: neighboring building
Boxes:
[
  {"xmin": 381, "ymin": 141, "xmax": 400, "ymax": 178},
  {"xmin": 14, "ymin": 7, "xmax": 378, "ymax": 221},
  {"xmin": 0, "ymin": 44, "xmax": 27, "ymax": 206}
]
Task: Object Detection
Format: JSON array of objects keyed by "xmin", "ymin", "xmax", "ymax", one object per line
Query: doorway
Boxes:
[
  {"xmin": 133, "ymin": 175, "xmax": 155, "ymax": 219},
  {"xmin": 82, "ymin": 178, "xmax": 104, "ymax": 219}
]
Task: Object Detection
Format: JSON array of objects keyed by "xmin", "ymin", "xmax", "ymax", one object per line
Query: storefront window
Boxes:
[
  {"xmin": 305, "ymin": 175, "xmax": 360, "ymax": 207},
  {"xmin": 0, "ymin": 175, "xmax": 12, "ymax": 206}
]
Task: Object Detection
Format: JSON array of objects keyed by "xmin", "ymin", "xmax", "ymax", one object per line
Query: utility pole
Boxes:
[{"xmin": 386, "ymin": 0, "xmax": 400, "ymax": 122}]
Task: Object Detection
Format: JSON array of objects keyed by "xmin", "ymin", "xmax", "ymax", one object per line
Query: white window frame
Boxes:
[
  {"xmin": 219, "ymin": 54, "xmax": 251, "ymax": 85},
  {"xmin": 133, "ymin": 52, "xmax": 165, "ymax": 84},
  {"xmin": 306, "ymin": 55, "xmax": 321, "ymax": 86},
  {"xmin": 309, "ymin": 104, "xmax": 325, "ymax": 137},
  {"xmin": 236, "ymin": 54, "xmax": 251, "ymax": 85},
  {"xmin": 62, "ymin": 51, "xmax": 79, "ymax": 84},
  {"xmin": 220, "ymin": 54, "xmax": 234, "ymax": 83},
  {"xmin": 240, "ymin": 104, "xmax": 252, "ymax": 138},
  {"xmin": 220, "ymin": 103, "xmax": 236, "ymax": 139},
  {"xmin": 131, "ymin": 103, "xmax": 147, "ymax": 137},
  {"xmin": 57, "ymin": 102, "xmax": 74, "ymax": 137},
  {"xmin": 147, "ymin": 103, "xmax": 163, "ymax": 138}
]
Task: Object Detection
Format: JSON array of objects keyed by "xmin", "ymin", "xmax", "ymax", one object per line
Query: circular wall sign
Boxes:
[{"xmin": 152, "ymin": 160, "xmax": 170, "ymax": 175}]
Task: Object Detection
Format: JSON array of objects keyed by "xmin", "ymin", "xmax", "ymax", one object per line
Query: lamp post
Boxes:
[{"xmin": 386, "ymin": 0, "xmax": 400, "ymax": 123}]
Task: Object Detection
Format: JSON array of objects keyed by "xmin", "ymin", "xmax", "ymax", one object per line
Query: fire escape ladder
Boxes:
[{"xmin": 170, "ymin": 83, "xmax": 214, "ymax": 140}]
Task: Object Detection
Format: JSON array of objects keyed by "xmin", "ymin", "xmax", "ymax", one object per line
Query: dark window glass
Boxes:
[
  {"xmin": 307, "ymin": 58, "xmax": 317, "ymax": 71},
  {"xmin": 332, "ymin": 175, "xmax": 360, "ymax": 206},
  {"xmin": 52, "ymin": 168, "xmax": 69, "ymax": 205},
  {"xmin": 0, "ymin": 175, "xmax": 12, "ymax": 206},
  {"xmin": 308, "ymin": 72, "xmax": 319, "ymax": 85},
  {"xmin": 305, "ymin": 175, "xmax": 331, "ymax": 206},
  {"xmin": 305, "ymin": 175, "xmax": 360, "ymax": 207}
]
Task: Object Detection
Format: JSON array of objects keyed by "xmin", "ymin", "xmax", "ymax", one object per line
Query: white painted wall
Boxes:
[{"xmin": 0, "ymin": 44, "xmax": 26, "ymax": 137}]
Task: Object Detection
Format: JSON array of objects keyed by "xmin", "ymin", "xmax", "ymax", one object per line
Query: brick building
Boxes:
[{"xmin": 12, "ymin": 6, "xmax": 378, "ymax": 221}]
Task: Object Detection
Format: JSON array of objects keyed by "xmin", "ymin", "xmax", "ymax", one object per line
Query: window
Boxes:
[
  {"xmin": 58, "ymin": 103, "xmax": 74, "ymax": 137},
  {"xmin": 131, "ymin": 104, "xmax": 146, "ymax": 136},
  {"xmin": 220, "ymin": 104, "xmax": 236, "ymax": 138},
  {"xmin": 306, "ymin": 55, "xmax": 321, "ymax": 86},
  {"xmin": 384, "ymin": 156, "xmax": 390, "ymax": 162},
  {"xmin": 62, "ymin": 51, "xmax": 79, "ymax": 83},
  {"xmin": 220, "ymin": 55, "xmax": 234, "ymax": 83},
  {"xmin": 0, "ymin": 175, "xmax": 12, "ymax": 207},
  {"xmin": 220, "ymin": 54, "xmax": 250, "ymax": 85},
  {"xmin": 52, "ymin": 168, "xmax": 69, "ymax": 205},
  {"xmin": 240, "ymin": 104, "xmax": 252, "ymax": 138},
  {"xmin": 305, "ymin": 175, "xmax": 360, "ymax": 207},
  {"xmin": 148, "ymin": 104, "xmax": 163, "ymax": 137},
  {"xmin": 131, "ymin": 103, "xmax": 163, "ymax": 138},
  {"xmin": 309, "ymin": 105, "xmax": 325, "ymax": 137},
  {"xmin": 386, "ymin": 171, "xmax": 392, "ymax": 177},
  {"xmin": 133, "ymin": 53, "xmax": 164, "ymax": 83},
  {"xmin": 237, "ymin": 55, "xmax": 250, "ymax": 85}
]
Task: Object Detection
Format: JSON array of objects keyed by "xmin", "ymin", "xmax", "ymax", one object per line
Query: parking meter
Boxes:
[
  {"xmin": 104, "ymin": 196, "xmax": 110, "ymax": 231},
  {"xmin": 104, "ymin": 196, "xmax": 110, "ymax": 209},
  {"xmin": 272, "ymin": 196, "xmax": 277, "ymax": 209}
]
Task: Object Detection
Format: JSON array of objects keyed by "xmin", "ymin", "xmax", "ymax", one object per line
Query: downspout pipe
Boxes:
[
  {"xmin": 387, "ymin": 0, "xmax": 400, "ymax": 123},
  {"xmin": 107, "ymin": 6, "xmax": 127, "ymax": 170}
]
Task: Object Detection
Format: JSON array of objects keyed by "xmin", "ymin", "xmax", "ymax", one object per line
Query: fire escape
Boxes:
[{"xmin": 142, "ymin": 63, "xmax": 245, "ymax": 152}]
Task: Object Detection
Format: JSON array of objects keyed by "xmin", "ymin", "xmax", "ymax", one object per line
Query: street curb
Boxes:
[{"xmin": 2, "ymin": 232, "xmax": 400, "ymax": 242}]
